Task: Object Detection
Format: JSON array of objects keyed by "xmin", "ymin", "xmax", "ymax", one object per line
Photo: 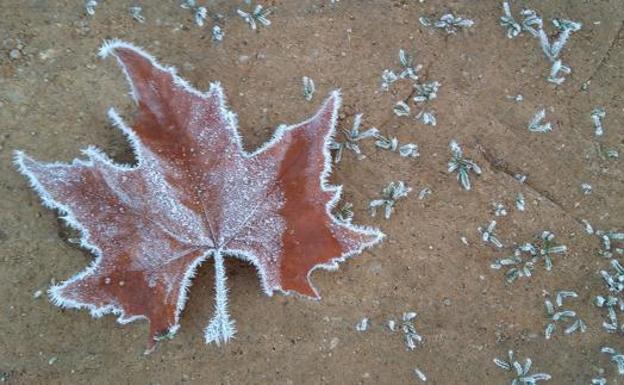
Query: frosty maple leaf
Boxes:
[{"xmin": 15, "ymin": 40, "xmax": 384, "ymax": 348}]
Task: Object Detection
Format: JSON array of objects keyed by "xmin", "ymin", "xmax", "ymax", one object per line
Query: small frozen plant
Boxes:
[
  {"xmin": 528, "ymin": 108, "xmax": 552, "ymax": 133},
  {"xmin": 302, "ymin": 76, "xmax": 315, "ymax": 102},
  {"xmin": 543, "ymin": 291, "xmax": 586, "ymax": 339},
  {"xmin": 129, "ymin": 5, "xmax": 146, "ymax": 23},
  {"xmin": 85, "ymin": 0, "xmax": 98, "ymax": 15},
  {"xmin": 601, "ymin": 346, "xmax": 624, "ymax": 375},
  {"xmin": 493, "ymin": 202, "xmax": 508, "ymax": 217},
  {"xmin": 335, "ymin": 202, "xmax": 354, "ymax": 224},
  {"xmin": 413, "ymin": 81, "xmax": 441, "ymax": 103},
  {"xmin": 448, "ymin": 140, "xmax": 482, "ymax": 191},
  {"xmin": 596, "ymin": 258, "xmax": 624, "ymax": 333},
  {"xmin": 493, "ymin": 350, "xmax": 551, "ymax": 384},
  {"xmin": 581, "ymin": 183, "xmax": 593, "ymax": 195},
  {"xmin": 329, "ymin": 113, "xmax": 379, "ymax": 163},
  {"xmin": 399, "ymin": 312, "xmax": 423, "ymax": 350},
  {"xmin": 595, "ymin": 230, "xmax": 624, "ymax": 259},
  {"xmin": 394, "ymin": 101, "xmax": 411, "ymax": 117},
  {"xmin": 399, "ymin": 143, "xmax": 420, "ymax": 158},
  {"xmin": 591, "ymin": 108, "xmax": 606, "ymax": 137},
  {"xmin": 516, "ymin": 193, "xmax": 526, "ymax": 211},
  {"xmin": 500, "ymin": 1, "xmax": 521, "ymax": 38},
  {"xmin": 237, "ymin": 4, "xmax": 271, "ymax": 30},
  {"xmin": 181, "ymin": 0, "xmax": 208, "ymax": 27},
  {"xmin": 479, "ymin": 220, "xmax": 504, "ymax": 249},
  {"xmin": 369, "ymin": 181, "xmax": 411, "ymax": 219},
  {"xmin": 380, "ymin": 69, "xmax": 399, "ymax": 91},
  {"xmin": 420, "ymin": 13, "xmax": 475, "ymax": 34},
  {"xmin": 374, "ymin": 134, "xmax": 419, "ymax": 159},
  {"xmin": 212, "ymin": 25, "xmax": 224, "ymax": 42},
  {"xmin": 418, "ymin": 187, "xmax": 432, "ymax": 200},
  {"xmin": 416, "ymin": 111, "xmax": 436, "ymax": 126},
  {"xmin": 355, "ymin": 317, "xmax": 369, "ymax": 332},
  {"xmin": 398, "ymin": 49, "xmax": 422, "ymax": 80},
  {"xmin": 413, "ymin": 367, "xmax": 427, "ymax": 382},
  {"xmin": 547, "ymin": 59, "xmax": 571, "ymax": 85},
  {"xmin": 491, "ymin": 231, "xmax": 566, "ymax": 283}
]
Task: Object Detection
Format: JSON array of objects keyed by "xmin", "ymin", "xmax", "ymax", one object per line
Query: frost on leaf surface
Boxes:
[{"xmin": 15, "ymin": 40, "xmax": 384, "ymax": 348}]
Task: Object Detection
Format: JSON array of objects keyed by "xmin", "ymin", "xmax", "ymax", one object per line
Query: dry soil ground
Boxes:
[{"xmin": 1, "ymin": 1, "xmax": 623, "ymax": 384}]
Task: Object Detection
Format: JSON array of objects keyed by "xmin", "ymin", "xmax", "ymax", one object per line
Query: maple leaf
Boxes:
[{"xmin": 15, "ymin": 40, "xmax": 384, "ymax": 349}]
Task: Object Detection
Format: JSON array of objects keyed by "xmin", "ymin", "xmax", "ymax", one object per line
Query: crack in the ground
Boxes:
[
  {"xmin": 581, "ymin": 20, "xmax": 624, "ymax": 86},
  {"xmin": 474, "ymin": 138, "xmax": 585, "ymax": 227}
]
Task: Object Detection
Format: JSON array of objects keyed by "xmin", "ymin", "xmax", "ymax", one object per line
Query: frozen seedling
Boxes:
[
  {"xmin": 543, "ymin": 291, "xmax": 586, "ymax": 339},
  {"xmin": 237, "ymin": 4, "xmax": 271, "ymax": 30},
  {"xmin": 393, "ymin": 101, "xmax": 411, "ymax": 117},
  {"xmin": 491, "ymin": 231, "xmax": 566, "ymax": 283},
  {"xmin": 335, "ymin": 202, "xmax": 354, "ymax": 224},
  {"xmin": 374, "ymin": 134, "xmax": 419, "ymax": 159},
  {"xmin": 528, "ymin": 109, "xmax": 552, "ymax": 133},
  {"xmin": 380, "ymin": 69, "xmax": 399, "ymax": 91},
  {"xmin": 416, "ymin": 111, "xmax": 437, "ymax": 126},
  {"xmin": 595, "ymin": 230, "xmax": 624, "ymax": 259},
  {"xmin": 479, "ymin": 220, "xmax": 504, "ymax": 249},
  {"xmin": 85, "ymin": 0, "xmax": 98, "ymax": 15},
  {"xmin": 501, "ymin": 2, "xmax": 581, "ymax": 84},
  {"xmin": 180, "ymin": 0, "xmax": 208, "ymax": 27},
  {"xmin": 500, "ymin": 2, "xmax": 521, "ymax": 38},
  {"xmin": 448, "ymin": 140, "xmax": 482, "ymax": 191},
  {"xmin": 397, "ymin": 312, "xmax": 424, "ymax": 351},
  {"xmin": 494, "ymin": 350, "xmax": 551, "ymax": 384},
  {"xmin": 212, "ymin": 25, "xmax": 224, "ymax": 42},
  {"xmin": 516, "ymin": 193, "xmax": 526, "ymax": 211},
  {"xmin": 591, "ymin": 108, "xmax": 606, "ymax": 137},
  {"xmin": 601, "ymin": 346, "xmax": 624, "ymax": 375},
  {"xmin": 493, "ymin": 202, "xmax": 508, "ymax": 217},
  {"xmin": 129, "ymin": 6, "xmax": 146, "ymax": 23},
  {"xmin": 414, "ymin": 367, "xmax": 427, "ymax": 382},
  {"xmin": 355, "ymin": 318, "xmax": 369, "ymax": 332},
  {"xmin": 581, "ymin": 183, "xmax": 593, "ymax": 195},
  {"xmin": 329, "ymin": 113, "xmax": 379, "ymax": 163},
  {"xmin": 369, "ymin": 181, "xmax": 411, "ymax": 219},
  {"xmin": 398, "ymin": 49, "xmax": 422, "ymax": 80},
  {"xmin": 418, "ymin": 187, "xmax": 432, "ymax": 200},
  {"xmin": 420, "ymin": 13, "xmax": 475, "ymax": 34},
  {"xmin": 413, "ymin": 81, "xmax": 441, "ymax": 103},
  {"xmin": 302, "ymin": 76, "xmax": 315, "ymax": 102},
  {"xmin": 596, "ymin": 258, "xmax": 624, "ymax": 333}
]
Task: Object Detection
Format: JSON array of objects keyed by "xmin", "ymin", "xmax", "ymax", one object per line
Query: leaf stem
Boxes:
[{"xmin": 204, "ymin": 249, "xmax": 237, "ymax": 345}]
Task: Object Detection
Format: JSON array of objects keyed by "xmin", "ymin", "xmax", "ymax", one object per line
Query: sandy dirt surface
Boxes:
[{"xmin": 1, "ymin": 1, "xmax": 623, "ymax": 384}]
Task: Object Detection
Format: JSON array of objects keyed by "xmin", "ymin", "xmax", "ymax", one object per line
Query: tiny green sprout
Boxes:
[
  {"xmin": 543, "ymin": 290, "xmax": 586, "ymax": 339},
  {"xmin": 528, "ymin": 109, "xmax": 552, "ymax": 133},
  {"xmin": 601, "ymin": 346, "xmax": 624, "ymax": 375},
  {"xmin": 591, "ymin": 108, "xmax": 606, "ymax": 137},
  {"xmin": 328, "ymin": 113, "xmax": 379, "ymax": 163},
  {"xmin": 335, "ymin": 202, "xmax": 354, "ymax": 224},
  {"xmin": 302, "ymin": 76, "xmax": 315, "ymax": 101},
  {"xmin": 448, "ymin": 140, "xmax": 482, "ymax": 191},
  {"xmin": 237, "ymin": 4, "xmax": 271, "ymax": 30},
  {"xmin": 369, "ymin": 181, "xmax": 411, "ymax": 219},
  {"xmin": 493, "ymin": 350, "xmax": 551, "ymax": 384}
]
